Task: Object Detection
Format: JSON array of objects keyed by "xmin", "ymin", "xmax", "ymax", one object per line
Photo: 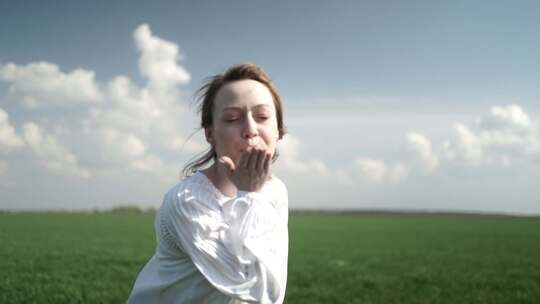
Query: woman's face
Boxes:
[{"xmin": 207, "ymin": 79, "xmax": 279, "ymax": 166}]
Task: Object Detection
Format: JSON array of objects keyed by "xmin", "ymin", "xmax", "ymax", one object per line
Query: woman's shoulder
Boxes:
[
  {"xmin": 162, "ymin": 172, "xmax": 221, "ymax": 209},
  {"xmin": 262, "ymin": 175, "xmax": 289, "ymax": 221},
  {"xmin": 161, "ymin": 172, "xmax": 287, "ymax": 211},
  {"xmin": 265, "ymin": 174, "xmax": 288, "ymax": 197},
  {"xmin": 257, "ymin": 175, "xmax": 288, "ymax": 216}
]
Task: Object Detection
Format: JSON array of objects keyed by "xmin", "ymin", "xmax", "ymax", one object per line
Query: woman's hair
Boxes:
[{"xmin": 182, "ymin": 63, "xmax": 287, "ymax": 177}]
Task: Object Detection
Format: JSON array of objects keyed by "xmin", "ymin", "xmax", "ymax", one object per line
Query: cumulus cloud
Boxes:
[
  {"xmin": 355, "ymin": 157, "xmax": 408, "ymax": 183},
  {"xmin": 480, "ymin": 104, "xmax": 532, "ymax": 130},
  {"xmin": 22, "ymin": 122, "xmax": 90, "ymax": 178},
  {"xmin": 97, "ymin": 127, "xmax": 147, "ymax": 161},
  {"xmin": 276, "ymin": 134, "xmax": 329, "ymax": 176},
  {"xmin": 88, "ymin": 73, "xmax": 194, "ymax": 150},
  {"xmin": 406, "ymin": 132, "xmax": 438, "ymax": 172},
  {"xmin": 443, "ymin": 123, "xmax": 484, "ymax": 165},
  {"xmin": 280, "ymin": 104, "xmax": 538, "ymax": 187},
  {"xmin": 131, "ymin": 154, "xmax": 164, "ymax": 172},
  {"xmin": 0, "ymin": 24, "xmax": 202, "ymax": 186},
  {"xmin": 352, "ymin": 104, "xmax": 539, "ymax": 184},
  {"xmin": 92, "ymin": 126, "xmax": 167, "ymax": 174},
  {"xmin": 0, "ymin": 108, "xmax": 24, "ymax": 151},
  {"xmin": 169, "ymin": 135, "xmax": 207, "ymax": 154},
  {"xmin": 443, "ymin": 104, "xmax": 540, "ymax": 167},
  {"xmin": 0, "ymin": 61, "xmax": 102, "ymax": 108},
  {"xmin": 134, "ymin": 24, "xmax": 191, "ymax": 90},
  {"xmin": 84, "ymin": 25, "xmax": 198, "ymax": 172},
  {"xmin": 2, "ymin": 20, "xmax": 538, "ymax": 213}
]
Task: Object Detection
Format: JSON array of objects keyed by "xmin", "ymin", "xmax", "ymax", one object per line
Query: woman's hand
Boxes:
[{"xmin": 218, "ymin": 148, "xmax": 272, "ymax": 192}]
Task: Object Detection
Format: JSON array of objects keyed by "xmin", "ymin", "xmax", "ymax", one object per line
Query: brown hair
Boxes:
[{"xmin": 182, "ymin": 63, "xmax": 286, "ymax": 176}]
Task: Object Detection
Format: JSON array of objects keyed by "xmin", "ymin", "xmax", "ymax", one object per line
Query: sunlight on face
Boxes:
[{"xmin": 209, "ymin": 79, "xmax": 279, "ymax": 165}]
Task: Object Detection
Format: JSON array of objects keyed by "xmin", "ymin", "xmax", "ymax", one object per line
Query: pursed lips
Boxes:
[
  {"xmin": 239, "ymin": 146, "xmax": 257, "ymax": 153},
  {"xmin": 239, "ymin": 140, "xmax": 260, "ymax": 152}
]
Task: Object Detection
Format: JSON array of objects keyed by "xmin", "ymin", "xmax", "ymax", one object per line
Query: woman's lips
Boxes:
[
  {"xmin": 239, "ymin": 143, "xmax": 260, "ymax": 152},
  {"xmin": 239, "ymin": 146, "xmax": 256, "ymax": 153}
]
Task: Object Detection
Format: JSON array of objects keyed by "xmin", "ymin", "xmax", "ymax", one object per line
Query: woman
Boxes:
[{"xmin": 128, "ymin": 64, "xmax": 289, "ymax": 304}]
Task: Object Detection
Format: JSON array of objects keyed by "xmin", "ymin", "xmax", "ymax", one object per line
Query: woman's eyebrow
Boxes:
[
  {"xmin": 253, "ymin": 104, "xmax": 273, "ymax": 111},
  {"xmin": 222, "ymin": 104, "xmax": 272, "ymax": 112},
  {"xmin": 222, "ymin": 107, "xmax": 242, "ymax": 112}
]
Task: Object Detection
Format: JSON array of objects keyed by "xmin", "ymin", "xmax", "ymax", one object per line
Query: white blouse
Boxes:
[{"xmin": 127, "ymin": 171, "xmax": 289, "ymax": 304}]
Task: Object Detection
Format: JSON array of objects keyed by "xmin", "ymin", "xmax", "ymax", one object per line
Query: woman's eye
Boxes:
[
  {"xmin": 256, "ymin": 116, "xmax": 269, "ymax": 121},
  {"xmin": 225, "ymin": 118, "xmax": 238, "ymax": 122}
]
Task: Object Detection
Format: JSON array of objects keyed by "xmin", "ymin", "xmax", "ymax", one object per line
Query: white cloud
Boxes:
[
  {"xmin": 98, "ymin": 127, "xmax": 147, "ymax": 160},
  {"xmin": 22, "ymin": 122, "xmax": 90, "ymax": 179},
  {"xmin": 169, "ymin": 135, "xmax": 207, "ymax": 154},
  {"xmin": 0, "ymin": 108, "xmax": 24, "ymax": 151},
  {"xmin": 481, "ymin": 104, "xmax": 532, "ymax": 130},
  {"xmin": 276, "ymin": 134, "xmax": 329, "ymax": 176},
  {"xmin": 90, "ymin": 76, "xmax": 162, "ymax": 135},
  {"xmin": 354, "ymin": 157, "xmax": 408, "ymax": 183},
  {"xmin": 0, "ymin": 61, "xmax": 102, "ymax": 108},
  {"xmin": 352, "ymin": 104, "xmax": 539, "ymax": 183},
  {"xmin": 2, "ymin": 20, "xmax": 538, "ymax": 214},
  {"xmin": 134, "ymin": 24, "xmax": 191, "ymax": 90},
  {"xmin": 93, "ymin": 127, "xmax": 169, "ymax": 174},
  {"xmin": 87, "ymin": 25, "xmax": 196, "ymax": 166},
  {"xmin": 443, "ymin": 104, "xmax": 540, "ymax": 167},
  {"xmin": 0, "ymin": 24, "xmax": 197, "ymax": 185},
  {"xmin": 443, "ymin": 123, "xmax": 483, "ymax": 165},
  {"xmin": 130, "ymin": 154, "xmax": 164, "ymax": 172},
  {"xmin": 406, "ymin": 132, "xmax": 438, "ymax": 172}
]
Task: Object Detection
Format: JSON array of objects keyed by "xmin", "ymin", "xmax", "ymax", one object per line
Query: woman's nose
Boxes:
[{"xmin": 242, "ymin": 115, "xmax": 258, "ymax": 139}]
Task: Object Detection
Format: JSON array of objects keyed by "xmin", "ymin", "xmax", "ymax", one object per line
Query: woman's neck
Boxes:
[{"xmin": 202, "ymin": 163, "xmax": 237, "ymax": 198}]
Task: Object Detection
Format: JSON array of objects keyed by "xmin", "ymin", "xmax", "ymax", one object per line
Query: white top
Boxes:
[{"xmin": 127, "ymin": 171, "xmax": 289, "ymax": 304}]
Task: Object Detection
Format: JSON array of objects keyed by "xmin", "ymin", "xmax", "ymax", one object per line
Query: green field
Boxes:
[{"xmin": 1, "ymin": 212, "xmax": 539, "ymax": 303}]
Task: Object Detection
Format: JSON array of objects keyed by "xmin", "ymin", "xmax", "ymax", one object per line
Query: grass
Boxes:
[
  {"xmin": 0, "ymin": 212, "xmax": 539, "ymax": 303},
  {"xmin": 287, "ymin": 214, "xmax": 540, "ymax": 303}
]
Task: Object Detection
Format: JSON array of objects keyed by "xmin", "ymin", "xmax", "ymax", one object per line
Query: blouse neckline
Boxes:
[
  {"xmin": 194, "ymin": 171, "xmax": 233, "ymax": 200},
  {"xmin": 193, "ymin": 170, "xmax": 276, "ymax": 201}
]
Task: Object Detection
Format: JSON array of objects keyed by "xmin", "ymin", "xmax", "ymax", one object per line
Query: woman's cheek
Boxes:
[{"xmin": 266, "ymin": 140, "xmax": 276, "ymax": 154}]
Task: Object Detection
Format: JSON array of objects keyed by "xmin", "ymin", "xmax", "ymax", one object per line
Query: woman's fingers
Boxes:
[
  {"xmin": 244, "ymin": 149, "xmax": 266, "ymax": 173},
  {"xmin": 218, "ymin": 156, "xmax": 235, "ymax": 173},
  {"xmin": 249, "ymin": 149, "xmax": 260, "ymax": 172},
  {"xmin": 263, "ymin": 152, "xmax": 271, "ymax": 174},
  {"xmin": 257, "ymin": 150, "xmax": 267, "ymax": 173},
  {"xmin": 230, "ymin": 149, "xmax": 272, "ymax": 192},
  {"xmin": 238, "ymin": 150, "xmax": 249, "ymax": 169},
  {"xmin": 244, "ymin": 149, "xmax": 255, "ymax": 171},
  {"xmin": 254, "ymin": 149, "xmax": 264, "ymax": 172}
]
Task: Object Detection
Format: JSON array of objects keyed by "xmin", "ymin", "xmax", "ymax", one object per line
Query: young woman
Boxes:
[{"xmin": 128, "ymin": 64, "xmax": 289, "ymax": 303}]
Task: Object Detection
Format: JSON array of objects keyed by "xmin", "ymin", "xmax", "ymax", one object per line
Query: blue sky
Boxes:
[
  {"xmin": 4, "ymin": 1, "xmax": 540, "ymax": 105},
  {"xmin": 1, "ymin": 1, "xmax": 539, "ymax": 214}
]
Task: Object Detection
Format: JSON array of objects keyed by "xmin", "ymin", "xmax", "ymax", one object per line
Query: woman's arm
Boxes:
[{"xmin": 164, "ymin": 182, "xmax": 288, "ymax": 303}]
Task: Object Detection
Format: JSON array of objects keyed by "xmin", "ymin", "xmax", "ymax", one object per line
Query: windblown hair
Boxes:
[{"xmin": 182, "ymin": 63, "xmax": 287, "ymax": 177}]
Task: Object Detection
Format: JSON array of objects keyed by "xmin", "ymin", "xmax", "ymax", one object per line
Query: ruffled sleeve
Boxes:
[{"xmin": 163, "ymin": 178, "xmax": 288, "ymax": 303}]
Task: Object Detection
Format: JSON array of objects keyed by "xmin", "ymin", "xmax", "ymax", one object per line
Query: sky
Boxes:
[{"xmin": 1, "ymin": 0, "xmax": 539, "ymax": 214}]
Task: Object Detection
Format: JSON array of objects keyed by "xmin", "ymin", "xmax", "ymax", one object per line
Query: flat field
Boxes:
[{"xmin": 1, "ymin": 212, "xmax": 539, "ymax": 303}]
